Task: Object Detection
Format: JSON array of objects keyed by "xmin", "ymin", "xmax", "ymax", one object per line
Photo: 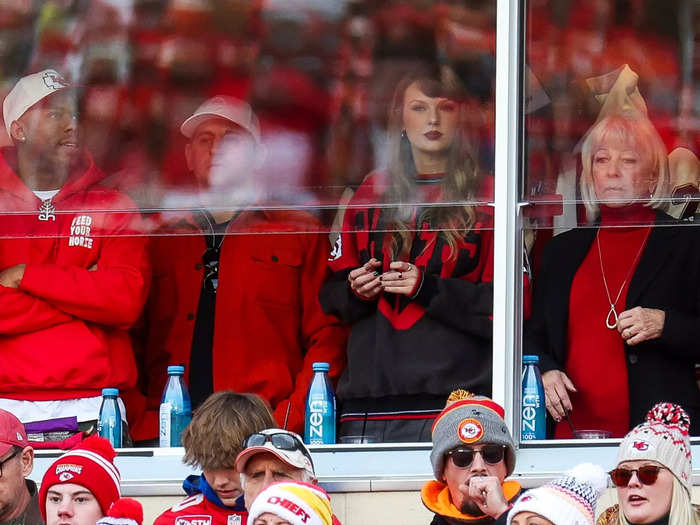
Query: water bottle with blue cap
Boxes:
[
  {"xmin": 98, "ymin": 387, "xmax": 122, "ymax": 448},
  {"xmin": 159, "ymin": 365, "xmax": 192, "ymax": 447},
  {"xmin": 521, "ymin": 355, "xmax": 546, "ymax": 440},
  {"xmin": 304, "ymin": 362, "xmax": 336, "ymax": 444}
]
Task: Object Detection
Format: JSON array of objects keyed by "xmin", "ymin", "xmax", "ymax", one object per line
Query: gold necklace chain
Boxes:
[{"xmin": 596, "ymin": 226, "xmax": 651, "ymax": 329}]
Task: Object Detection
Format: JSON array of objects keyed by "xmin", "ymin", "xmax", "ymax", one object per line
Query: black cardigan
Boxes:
[{"xmin": 524, "ymin": 212, "xmax": 700, "ymax": 434}]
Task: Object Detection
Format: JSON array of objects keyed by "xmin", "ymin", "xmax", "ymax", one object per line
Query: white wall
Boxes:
[{"xmin": 137, "ymin": 487, "xmax": 700, "ymax": 525}]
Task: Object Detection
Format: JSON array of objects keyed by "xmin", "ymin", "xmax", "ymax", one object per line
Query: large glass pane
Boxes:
[
  {"xmin": 522, "ymin": 0, "xmax": 700, "ymax": 439},
  {"xmin": 0, "ymin": 1, "xmax": 498, "ymax": 445}
]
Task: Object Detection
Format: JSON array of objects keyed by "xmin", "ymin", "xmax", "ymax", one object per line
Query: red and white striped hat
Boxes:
[{"xmin": 39, "ymin": 435, "xmax": 121, "ymax": 519}]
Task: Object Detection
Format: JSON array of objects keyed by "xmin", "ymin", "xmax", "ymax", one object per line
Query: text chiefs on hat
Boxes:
[{"xmin": 267, "ymin": 496, "xmax": 312, "ymax": 523}]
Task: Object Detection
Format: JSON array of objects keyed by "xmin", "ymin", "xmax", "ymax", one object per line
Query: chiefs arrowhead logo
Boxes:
[
  {"xmin": 457, "ymin": 418, "xmax": 484, "ymax": 444},
  {"xmin": 42, "ymin": 71, "xmax": 69, "ymax": 91},
  {"xmin": 632, "ymin": 440, "xmax": 649, "ymax": 451}
]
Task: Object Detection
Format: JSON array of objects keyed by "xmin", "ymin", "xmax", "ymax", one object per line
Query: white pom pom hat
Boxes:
[{"xmin": 507, "ymin": 463, "xmax": 608, "ymax": 525}]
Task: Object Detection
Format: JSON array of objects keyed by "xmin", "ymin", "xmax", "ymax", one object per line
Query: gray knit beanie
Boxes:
[{"xmin": 430, "ymin": 390, "xmax": 516, "ymax": 480}]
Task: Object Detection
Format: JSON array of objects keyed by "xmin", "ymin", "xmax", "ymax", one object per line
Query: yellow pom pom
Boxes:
[{"xmin": 446, "ymin": 389, "xmax": 475, "ymax": 405}]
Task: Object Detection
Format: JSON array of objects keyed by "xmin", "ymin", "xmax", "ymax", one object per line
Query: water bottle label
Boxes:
[
  {"xmin": 521, "ymin": 391, "xmax": 543, "ymax": 440},
  {"xmin": 159, "ymin": 402, "xmax": 172, "ymax": 447},
  {"xmin": 307, "ymin": 399, "xmax": 327, "ymax": 444}
]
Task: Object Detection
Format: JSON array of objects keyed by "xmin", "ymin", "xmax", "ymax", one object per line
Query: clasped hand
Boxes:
[
  {"xmin": 462, "ymin": 476, "xmax": 508, "ymax": 518},
  {"xmin": 348, "ymin": 258, "xmax": 420, "ymax": 299}
]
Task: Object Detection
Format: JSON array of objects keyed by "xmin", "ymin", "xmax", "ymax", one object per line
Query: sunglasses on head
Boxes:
[
  {"xmin": 202, "ymin": 247, "xmax": 220, "ymax": 293},
  {"xmin": 446, "ymin": 445, "xmax": 506, "ymax": 468},
  {"xmin": 242, "ymin": 432, "xmax": 313, "ymax": 464},
  {"xmin": 609, "ymin": 465, "xmax": 665, "ymax": 487}
]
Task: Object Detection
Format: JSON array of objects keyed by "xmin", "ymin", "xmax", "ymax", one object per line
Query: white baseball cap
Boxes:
[
  {"xmin": 3, "ymin": 69, "xmax": 72, "ymax": 137},
  {"xmin": 180, "ymin": 95, "xmax": 261, "ymax": 144},
  {"xmin": 235, "ymin": 428, "xmax": 315, "ymax": 478}
]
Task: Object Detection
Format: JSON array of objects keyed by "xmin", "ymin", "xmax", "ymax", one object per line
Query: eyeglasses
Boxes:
[
  {"xmin": 609, "ymin": 465, "xmax": 665, "ymax": 487},
  {"xmin": 0, "ymin": 448, "xmax": 20, "ymax": 478},
  {"xmin": 242, "ymin": 432, "xmax": 313, "ymax": 464},
  {"xmin": 202, "ymin": 247, "xmax": 220, "ymax": 293},
  {"xmin": 446, "ymin": 445, "xmax": 506, "ymax": 468}
]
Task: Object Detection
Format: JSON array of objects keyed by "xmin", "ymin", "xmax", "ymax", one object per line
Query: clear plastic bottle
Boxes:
[
  {"xmin": 159, "ymin": 365, "xmax": 192, "ymax": 447},
  {"xmin": 521, "ymin": 354, "xmax": 546, "ymax": 440},
  {"xmin": 97, "ymin": 388, "xmax": 122, "ymax": 448},
  {"xmin": 304, "ymin": 362, "xmax": 336, "ymax": 444}
]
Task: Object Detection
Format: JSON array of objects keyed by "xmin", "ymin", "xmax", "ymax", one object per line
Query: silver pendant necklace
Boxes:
[{"xmin": 596, "ymin": 227, "xmax": 651, "ymax": 329}]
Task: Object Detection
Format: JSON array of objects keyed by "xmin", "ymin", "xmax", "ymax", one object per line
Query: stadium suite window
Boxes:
[
  {"xmin": 0, "ymin": 1, "xmax": 501, "ymax": 447},
  {"xmin": 5, "ymin": 0, "xmax": 697, "ymax": 450},
  {"xmin": 520, "ymin": 0, "xmax": 700, "ymax": 441}
]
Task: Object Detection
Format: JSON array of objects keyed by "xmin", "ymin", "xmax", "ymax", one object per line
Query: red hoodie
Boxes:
[{"xmin": 0, "ymin": 147, "xmax": 150, "ymax": 401}]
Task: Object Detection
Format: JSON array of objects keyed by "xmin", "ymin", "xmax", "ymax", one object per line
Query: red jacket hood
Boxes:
[{"xmin": 0, "ymin": 147, "xmax": 107, "ymax": 205}]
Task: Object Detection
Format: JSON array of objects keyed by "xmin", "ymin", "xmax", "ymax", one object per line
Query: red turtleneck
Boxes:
[{"xmin": 555, "ymin": 204, "xmax": 655, "ymax": 438}]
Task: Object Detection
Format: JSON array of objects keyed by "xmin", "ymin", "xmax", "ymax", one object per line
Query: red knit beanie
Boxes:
[{"xmin": 39, "ymin": 436, "xmax": 121, "ymax": 520}]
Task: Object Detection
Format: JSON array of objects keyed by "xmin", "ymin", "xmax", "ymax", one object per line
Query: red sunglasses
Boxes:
[{"xmin": 609, "ymin": 465, "xmax": 665, "ymax": 487}]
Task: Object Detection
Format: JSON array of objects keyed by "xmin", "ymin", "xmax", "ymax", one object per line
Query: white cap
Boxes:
[
  {"xmin": 234, "ymin": 429, "xmax": 314, "ymax": 478},
  {"xmin": 180, "ymin": 95, "xmax": 261, "ymax": 144},
  {"xmin": 3, "ymin": 69, "xmax": 72, "ymax": 137}
]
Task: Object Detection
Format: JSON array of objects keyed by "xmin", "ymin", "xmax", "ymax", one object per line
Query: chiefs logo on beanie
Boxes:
[{"xmin": 39, "ymin": 436, "xmax": 121, "ymax": 520}]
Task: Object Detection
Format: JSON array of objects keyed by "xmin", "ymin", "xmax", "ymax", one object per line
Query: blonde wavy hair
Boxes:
[
  {"xmin": 580, "ymin": 113, "xmax": 670, "ymax": 223},
  {"xmin": 382, "ymin": 64, "xmax": 481, "ymax": 260},
  {"xmin": 616, "ymin": 476, "xmax": 700, "ymax": 525}
]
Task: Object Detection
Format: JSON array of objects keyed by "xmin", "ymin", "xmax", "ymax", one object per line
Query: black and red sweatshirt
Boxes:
[{"xmin": 319, "ymin": 171, "xmax": 494, "ymax": 423}]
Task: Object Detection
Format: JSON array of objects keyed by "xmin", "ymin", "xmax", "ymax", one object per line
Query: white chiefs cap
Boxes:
[
  {"xmin": 180, "ymin": 95, "xmax": 261, "ymax": 144},
  {"xmin": 3, "ymin": 69, "xmax": 72, "ymax": 137}
]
